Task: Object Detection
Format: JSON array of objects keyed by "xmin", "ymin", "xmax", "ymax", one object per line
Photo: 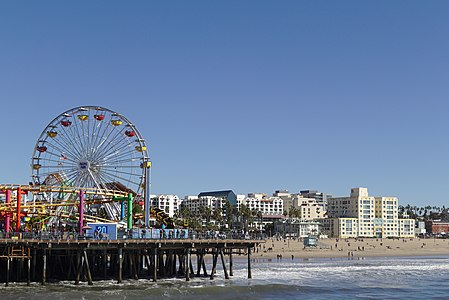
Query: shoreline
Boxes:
[{"xmin": 252, "ymin": 237, "xmax": 449, "ymax": 259}]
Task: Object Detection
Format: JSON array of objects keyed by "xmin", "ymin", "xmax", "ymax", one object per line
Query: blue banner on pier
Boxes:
[{"xmin": 85, "ymin": 224, "xmax": 188, "ymax": 240}]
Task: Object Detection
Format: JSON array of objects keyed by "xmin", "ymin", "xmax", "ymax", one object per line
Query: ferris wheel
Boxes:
[{"xmin": 31, "ymin": 106, "xmax": 150, "ymax": 197}]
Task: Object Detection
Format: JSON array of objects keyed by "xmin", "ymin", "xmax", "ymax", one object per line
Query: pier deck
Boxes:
[{"xmin": 0, "ymin": 238, "xmax": 262, "ymax": 286}]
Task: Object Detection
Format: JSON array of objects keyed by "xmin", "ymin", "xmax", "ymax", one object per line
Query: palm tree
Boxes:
[
  {"xmin": 419, "ymin": 207, "xmax": 424, "ymax": 216},
  {"xmin": 240, "ymin": 204, "xmax": 252, "ymax": 232},
  {"xmin": 180, "ymin": 206, "xmax": 191, "ymax": 219},
  {"xmin": 198, "ymin": 205, "xmax": 212, "ymax": 225},
  {"xmin": 398, "ymin": 205, "xmax": 405, "ymax": 218},
  {"xmin": 213, "ymin": 208, "xmax": 223, "ymax": 228},
  {"xmin": 224, "ymin": 200, "xmax": 234, "ymax": 229},
  {"xmin": 265, "ymin": 222, "xmax": 274, "ymax": 237},
  {"xmin": 256, "ymin": 210, "xmax": 263, "ymax": 231}
]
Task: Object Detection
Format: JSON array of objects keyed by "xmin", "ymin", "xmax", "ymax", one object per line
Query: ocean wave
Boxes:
[{"xmin": 2, "ymin": 257, "xmax": 449, "ymax": 300}]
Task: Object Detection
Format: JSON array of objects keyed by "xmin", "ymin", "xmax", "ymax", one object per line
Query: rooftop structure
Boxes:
[
  {"xmin": 198, "ymin": 190, "xmax": 237, "ymax": 206},
  {"xmin": 300, "ymin": 190, "xmax": 332, "ymax": 211}
]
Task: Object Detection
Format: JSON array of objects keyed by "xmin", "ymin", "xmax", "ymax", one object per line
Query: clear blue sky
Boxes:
[{"xmin": 0, "ymin": 1, "xmax": 448, "ymax": 207}]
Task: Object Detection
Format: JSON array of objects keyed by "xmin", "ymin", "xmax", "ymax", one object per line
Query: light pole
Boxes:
[{"xmin": 144, "ymin": 158, "xmax": 151, "ymax": 228}]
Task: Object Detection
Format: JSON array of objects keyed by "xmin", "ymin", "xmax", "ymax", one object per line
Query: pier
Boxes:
[
  {"xmin": 0, "ymin": 238, "xmax": 261, "ymax": 286},
  {"xmin": 0, "ymin": 106, "xmax": 265, "ymax": 286}
]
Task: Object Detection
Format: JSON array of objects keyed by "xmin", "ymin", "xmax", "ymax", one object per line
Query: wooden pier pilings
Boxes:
[{"xmin": 0, "ymin": 239, "xmax": 260, "ymax": 285}]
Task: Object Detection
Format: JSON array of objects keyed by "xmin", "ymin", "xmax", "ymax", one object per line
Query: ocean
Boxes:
[{"xmin": 2, "ymin": 255, "xmax": 449, "ymax": 299}]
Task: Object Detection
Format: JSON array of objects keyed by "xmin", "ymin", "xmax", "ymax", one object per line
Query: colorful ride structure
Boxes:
[
  {"xmin": 0, "ymin": 106, "xmax": 162, "ymax": 236},
  {"xmin": 150, "ymin": 207, "xmax": 175, "ymax": 229},
  {"xmin": 0, "ymin": 184, "xmax": 130, "ymax": 235}
]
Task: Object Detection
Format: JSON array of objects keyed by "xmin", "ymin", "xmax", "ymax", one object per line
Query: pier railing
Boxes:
[{"xmin": 0, "ymin": 230, "xmax": 267, "ymax": 241}]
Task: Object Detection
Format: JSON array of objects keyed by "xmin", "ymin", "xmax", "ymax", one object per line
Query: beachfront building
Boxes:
[
  {"xmin": 326, "ymin": 188, "xmax": 374, "ymax": 237},
  {"xmin": 277, "ymin": 189, "xmax": 331, "ymax": 214},
  {"xmin": 291, "ymin": 196, "xmax": 326, "ymax": 220},
  {"xmin": 150, "ymin": 194, "xmax": 182, "ymax": 218},
  {"xmin": 321, "ymin": 218, "xmax": 359, "ymax": 239},
  {"xmin": 425, "ymin": 220, "xmax": 449, "ymax": 235},
  {"xmin": 398, "ymin": 219, "xmax": 415, "ymax": 237},
  {"xmin": 237, "ymin": 193, "xmax": 284, "ymax": 230},
  {"xmin": 375, "ymin": 196, "xmax": 399, "ymax": 237},
  {"xmin": 198, "ymin": 190, "xmax": 238, "ymax": 206},
  {"xmin": 273, "ymin": 190, "xmax": 292, "ymax": 211},
  {"xmin": 179, "ymin": 190, "xmax": 238, "ymax": 224},
  {"xmin": 179, "ymin": 197, "xmax": 213, "ymax": 217},
  {"xmin": 238, "ymin": 194, "xmax": 284, "ymax": 216},
  {"xmin": 299, "ymin": 190, "xmax": 332, "ymax": 211},
  {"xmin": 274, "ymin": 218, "xmax": 321, "ymax": 238},
  {"xmin": 181, "ymin": 193, "xmax": 230, "ymax": 214},
  {"xmin": 415, "ymin": 221, "xmax": 426, "ymax": 236},
  {"xmin": 324, "ymin": 188, "xmax": 415, "ymax": 238}
]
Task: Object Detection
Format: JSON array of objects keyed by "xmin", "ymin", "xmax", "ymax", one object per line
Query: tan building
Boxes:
[
  {"xmin": 325, "ymin": 188, "xmax": 414, "ymax": 238},
  {"xmin": 273, "ymin": 190, "xmax": 292, "ymax": 211},
  {"xmin": 327, "ymin": 188, "xmax": 375, "ymax": 237},
  {"xmin": 375, "ymin": 197, "xmax": 399, "ymax": 237},
  {"xmin": 321, "ymin": 218, "xmax": 359, "ymax": 238},
  {"xmin": 292, "ymin": 196, "xmax": 325, "ymax": 220}
]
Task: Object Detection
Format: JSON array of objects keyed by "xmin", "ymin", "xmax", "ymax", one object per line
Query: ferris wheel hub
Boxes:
[{"xmin": 78, "ymin": 160, "xmax": 91, "ymax": 171}]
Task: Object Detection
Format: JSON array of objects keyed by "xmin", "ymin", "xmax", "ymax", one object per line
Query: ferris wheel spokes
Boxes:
[{"xmin": 32, "ymin": 106, "xmax": 149, "ymax": 197}]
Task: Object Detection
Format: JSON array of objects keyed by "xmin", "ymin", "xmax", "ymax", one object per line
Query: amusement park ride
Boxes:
[{"xmin": 0, "ymin": 106, "xmax": 175, "ymax": 236}]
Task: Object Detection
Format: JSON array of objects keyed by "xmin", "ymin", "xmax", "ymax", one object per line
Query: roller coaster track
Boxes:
[
  {"xmin": 0, "ymin": 184, "xmax": 129, "ymax": 197},
  {"xmin": 0, "ymin": 184, "xmax": 181, "ymax": 229},
  {"xmin": 150, "ymin": 207, "xmax": 175, "ymax": 228},
  {"xmin": 0, "ymin": 184, "xmax": 131, "ymax": 225}
]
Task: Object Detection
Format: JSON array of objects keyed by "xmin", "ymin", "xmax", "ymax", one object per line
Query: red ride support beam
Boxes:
[
  {"xmin": 16, "ymin": 187, "xmax": 22, "ymax": 232},
  {"xmin": 5, "ymin": 190, "xmax": 10, "ymax": 235},
  {"xmin": 79, "ymin": 190, "xmax": 85, "ymax": 235}
]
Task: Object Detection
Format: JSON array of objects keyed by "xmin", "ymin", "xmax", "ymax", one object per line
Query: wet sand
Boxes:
[{"xmin": 254, "ymin": 237, "xmax": 449, "ymax": 259}]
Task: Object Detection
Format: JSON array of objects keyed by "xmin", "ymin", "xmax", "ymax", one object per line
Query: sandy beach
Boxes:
[{"xmin": 254, "ymin": 237, "xmax": 449, "ymax": 259}]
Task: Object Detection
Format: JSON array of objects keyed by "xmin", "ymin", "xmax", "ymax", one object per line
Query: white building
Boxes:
[
  {"xmin": 150, "ymin": 194, "xmax": 182, "ymax": 218},
  {"xmin": 238, "ymin": 195, "xmax": 284, "ymax": 216},
  {"xmin": 236, "ymin": 194, "xmax": 284, "ymax": 231},
  {"xmin": 415, "ymin": 221, "xmax": 426, "ymax": 236},
  {"xmin": 180, "ymin": 196, "xmax": 227, "ymax": 215},
  {"xmin": 399, "ymin": 219, "xmax": 415, "ymax": 238},
  {"xmin": 274, "ymin": 218, "xmax": 321, "ymax": 238}
]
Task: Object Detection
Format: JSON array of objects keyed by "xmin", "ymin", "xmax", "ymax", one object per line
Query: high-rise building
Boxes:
[
  {"xmin": 375, "ymin": 196, "xmax": 399, "ymax": 237},
  {"xmin": 325, "ymin": 188, "xmax": 414, "ymax": 238},
  {"xmin": 327, "ymin": 188, "xmax": 375, "ymax": 237}
]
